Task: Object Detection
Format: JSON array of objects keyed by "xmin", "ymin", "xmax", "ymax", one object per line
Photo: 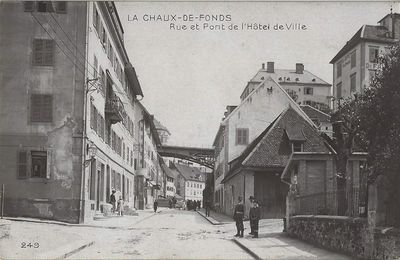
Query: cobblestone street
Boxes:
[{"xmin": 1, "ymin": 208, "xmax": 351, "ymax": 259}]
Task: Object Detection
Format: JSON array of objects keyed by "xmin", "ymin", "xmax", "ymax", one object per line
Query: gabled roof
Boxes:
[
  {"xmin": 161, "ymin": 164, "xmax": 175, "ymax": 179},
  {"xmin": 222, "ymin": 107, "xmax": 332, "ymax": 183},
  {"xmin": 172, "ymin": 163, "xmax": 205, "ymax": 182},
  {"xmin": 300, "ymin": 105, "xmax": 331, "ymax": 123},
  {"xmin": 330, "ymin": 24, "xmax": 398, "ymax": 64}
]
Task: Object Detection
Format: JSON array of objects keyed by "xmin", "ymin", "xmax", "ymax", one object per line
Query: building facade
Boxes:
[
  {"xmin": 212, "ymin": 74, "xmax": 315, "ymax": 214},
  {"xmin": 170, "ymin": 162, "xmax": 205, "ymax": 205},
  {"xmin": 241, "ymin": 62, "xmax": 332, "ymax": 113},
  {"xmin": 0, "ymin": 1, "xmax": 150, "ymax": 223},
  {"xmin": 330, "ymin": 13, "xmax": 400, "ymax": 110}
]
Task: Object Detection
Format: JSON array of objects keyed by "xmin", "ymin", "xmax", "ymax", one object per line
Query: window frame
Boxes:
[
  {"xmin": 32, "ymin": 38, "xmax": 55, "ymax": 67},
  {"xmin": 236, "ymin": 128, "xmax": 249, "ymax": 145},
  {"xmin": 350, "ymin": 73, "xmax": 357, "ymax": 93},
  {"xmin": 30, "ymin": 94, "xmax": 53, "ymax": 123}
]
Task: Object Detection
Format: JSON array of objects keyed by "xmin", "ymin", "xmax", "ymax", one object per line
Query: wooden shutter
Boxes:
[
  {"xmin": 33, "ymin": 39, "xmax": 44, "ymax": 65},
  {"xmin": 31, "ymin": 94, "xmax": 53, "ymax": 122},
  {"xmin": 17, "ymin": 151, "xmax": 29, "ymax": 178},
  {"xmin": 56, "ymin": 2, "xmax": 67, "ymax": 13},
  {"xmin": 24, "ymin": 1, "xmax": 35, "ymax": 12},
  {"xmin": 93, "ymin": 106, "xmax": 98, "ymax": 133},
  {"xmin": 46, "ymin": 150, "xmax": 51, "ymax": 179},
  {"xmin": 90, "ymin": 102, "xmax": 95, "ymax": 129},
  {"xmin": 33, "ymin": 39, "xmax": 54, "ymax": 66}
]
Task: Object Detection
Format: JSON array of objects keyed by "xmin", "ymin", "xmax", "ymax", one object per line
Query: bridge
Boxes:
[{"xmin": 158, "ymin": 145, "xmax": 215, "ymax": 169}]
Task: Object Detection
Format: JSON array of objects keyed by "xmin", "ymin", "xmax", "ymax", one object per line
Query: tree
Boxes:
[{"xmin": 333, "ymin": 42, "xmax": 400, "ymax": 224}]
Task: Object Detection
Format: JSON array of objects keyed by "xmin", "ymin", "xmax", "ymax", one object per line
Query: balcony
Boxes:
[{"xmin": 105, "ymin": 94, "xmax": 124, "ymax": 124}]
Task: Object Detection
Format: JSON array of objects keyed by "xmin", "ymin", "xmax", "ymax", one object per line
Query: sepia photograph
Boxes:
[{"xmin": 0, "ymin": 0, "xmax": 399, "ymax": 259}]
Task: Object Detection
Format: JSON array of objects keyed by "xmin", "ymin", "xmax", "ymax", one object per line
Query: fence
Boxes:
[{"xmin": 293, "ymin": 187, "xmax": 364, "ymax": 217}]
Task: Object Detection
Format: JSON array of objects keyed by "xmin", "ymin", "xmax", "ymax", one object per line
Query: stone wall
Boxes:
[
  {"xmin": 374, "ymin": 227, "xmax": 400, "ymax": 260},
  {"xmin": 287, "ymin": 215, "xmax": 371, "ymax": 259}
]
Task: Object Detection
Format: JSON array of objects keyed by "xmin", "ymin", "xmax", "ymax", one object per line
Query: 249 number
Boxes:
[{"xmin": 21, "ymin": 242, "xmax": 40, "ymax": 248}]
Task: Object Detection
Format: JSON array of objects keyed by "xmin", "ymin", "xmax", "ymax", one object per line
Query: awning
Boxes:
[{"xmin": 125, "ymin": 64, "xmax": 143, "ymax": 97}]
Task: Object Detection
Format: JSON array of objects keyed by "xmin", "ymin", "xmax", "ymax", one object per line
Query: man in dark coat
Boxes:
[
  {"xmin": 249, "ymin": 200, "xmax": 261, "ymax": 238},
  {"xmin": 233, "ymin": 196, "xmax": 244, "ymax": 237},
  {"xmin": 153, "ymin": 200, "xmax": 158, "ymax": 213},
  {"xmin": 248, "ymin": 196, "xmax": 255, "ymax": 235}
]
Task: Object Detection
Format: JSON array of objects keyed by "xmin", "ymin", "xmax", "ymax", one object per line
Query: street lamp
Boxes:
[{"xmin": 84, "ymin": 141, "xmax": 98, "ymax": 166}]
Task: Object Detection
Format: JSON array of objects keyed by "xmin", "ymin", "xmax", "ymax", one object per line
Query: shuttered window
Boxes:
[
  {"xmin": 17, "ymin": 151, "xmax": 28, "ymax": 178},
  {"xmin": 33, "ymin": 39, "xmax": 54, "ymax": 66},
  {"xmin": 37, "ymin": 1, "xmax": 54, "ymax": 12},
  {"xmin": 55, "ymin": 2, "xmax": 67, "ymax": 13},
  {"xmin": 24, "ymin": 1, "xmax": 35, "ymax": 12},
  {"xmin": 31, "ymin": 94, "xmax": 53, "ymax": 122},
  {"xmin": 236, "ymin": 128, "xmax": 249, "ymax": 145}
]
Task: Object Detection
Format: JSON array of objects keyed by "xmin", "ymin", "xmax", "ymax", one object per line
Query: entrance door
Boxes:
[
  {"xmin": 254, "ymin": 172, "xmax": 288, "ymax": 218},
  {"xmin": 106, "ymin": 166, "xmax": 110, "ymax": 202}
]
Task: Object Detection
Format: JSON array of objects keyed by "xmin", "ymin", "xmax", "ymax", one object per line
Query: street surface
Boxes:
[{"xmin": 0, "ymin": 208, "xmax": 352, "ymax": 259}]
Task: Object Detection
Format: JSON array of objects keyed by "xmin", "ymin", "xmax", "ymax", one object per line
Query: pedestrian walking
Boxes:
[
  {"xmin": 205, "ymin": 199, "xmax": 211, "ymax": 217},
  {"xmin": 118, "ymin": 195, "xmax": 124, "ymax": 216},
  {"xmin": 249, "ymin": 200, "xmax": 261, "ymax": 238},
  {"xmin": 110, "ymin": 189, "xmax": 116, "ymax": 213},
  {"xmin": 233, "ymin": 196, "xmax": 244, "ymax": 238},
  {"xmin": 248, "ymin": 195, "xmax": 255, "ymax": 235},
  {"xmin": 153, "ymin": 200, "xmax": 158, "ymax": 213}
]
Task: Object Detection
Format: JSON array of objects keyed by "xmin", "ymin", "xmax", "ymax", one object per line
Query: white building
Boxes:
[
  {"xmin": 212, "ymin": 74, "xmax": 315, "ymax": 213},
  {"xmin": 242, "ymin": 62, "xmax": 332, "ymax": 113},
  {"xmin": 171, "ymin": 162, "xmax": 205, "ymax": 205},
  {"xmin": 330, "ymin": 13, "xmax": 400, "ymax": 110}
]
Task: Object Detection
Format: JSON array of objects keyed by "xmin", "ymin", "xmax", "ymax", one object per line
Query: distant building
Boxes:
[
  {"xmin": 242, "ymin": 62, "xmax": 332, "ymax": 113},
  {"xmin": 330, "ymin": 13, "xmax": 400, "ymax": 110},
  {"xmin": 161, "ymin": 163, "xmax": 176, "ymax": 198},
  {"xmin": 154, "ymin": 118, "xmax": 171, "ymax": 145},
  {"xmin": 170, "ymin": 162, "xmax": 205, "ymax": 205}
]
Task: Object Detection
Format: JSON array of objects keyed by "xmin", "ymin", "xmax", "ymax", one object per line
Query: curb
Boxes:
[
  {"xmin": 196, "ymin": 210, "xmax": 223, "ymax": 225},
  {"xmin": 4, "ymin": 210, "xmax": 160, "ymax": 230},
  {"xmin": 232, "ymin": 238, "xmax": 262, "ymax": 260}
]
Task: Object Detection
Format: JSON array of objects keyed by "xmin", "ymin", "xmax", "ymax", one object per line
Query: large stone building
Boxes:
[
  {"xmin": 330, "ymin": 13, "xmax": 400, "ymax": 110},
  {"xmin": 0, "ymin": 1, "xmax": 161, "ymax": 222},
  {"xmin": 242, "ymin": 62, "xmax": 332, "ymax": 113}
]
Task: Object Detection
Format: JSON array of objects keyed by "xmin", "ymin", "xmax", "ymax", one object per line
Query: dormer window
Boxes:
[
  {"xmin": 292, "ymin": 142, "xmax": 303, "ymax": 152},
  {"xmin": 295, "ymin": 78, "xmax": 299, "ymax": 82},
  {"xmin": 278, "ymin": 77, "xmax": 282, "ymax": 81}
]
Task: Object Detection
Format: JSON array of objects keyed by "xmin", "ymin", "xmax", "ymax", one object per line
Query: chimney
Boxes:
[
  {"xmin": 296, "ymin": 63, "xmax": 304, "ymax": 74},
  {"xmin": 262, "ymin": 63, "xmax": 265, "ymax": 70},
  {"xmin": 266, "ymin": 62, "xmax": 274, "ymax": 73}
]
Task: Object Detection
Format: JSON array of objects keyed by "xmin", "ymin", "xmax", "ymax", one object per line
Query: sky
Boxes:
[{"xmin": 115, "ymin": 1, "xmax": 397, "ymax": 148}]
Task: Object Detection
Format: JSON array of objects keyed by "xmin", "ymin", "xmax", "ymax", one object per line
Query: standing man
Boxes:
[
  {"xmin": 249, "ymin": 200, "xmax": 261, "ymax": 238},
  {"xmin": 248, "ymin": 196, "xmax": 255, "ymax": 235},
  {"xmin": 153, "ymin": 199, "xmax": 158, "ymax": 213},
  {"xmin": 233, "ymin": 196, "xmax": 244, "ymax": 238},
  {"xmin": 110, "ymin": 189, "xmax": 116, "ymax": 213},
  {"xmin": 205, "ymin": 199, "xmax": 211, "ymax": 217}
]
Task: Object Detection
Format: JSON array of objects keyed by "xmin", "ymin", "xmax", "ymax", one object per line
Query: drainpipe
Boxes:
[{"xmin": 79, "ymin": 2, "xmax": 90, "ymax": 223}]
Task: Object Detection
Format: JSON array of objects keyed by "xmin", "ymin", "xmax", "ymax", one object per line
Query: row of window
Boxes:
[
  {"xmin": 337, "ymin": 47, "xmax": 380, "ymax": 78},
  {"xmin": 90, "ymin": 102, "xmax": 134, "ymax": 168},
  {"xmin": 188, "ymin": 190, "xmax": 202, "ymax": 196},
  {"xmin": 186, "ymin": 182, "xmax": 204, "ymax": 189},
  {"xmin": 24, "ymin": 1, "xmax": 67, "ymax": 14},
  {"xmin": 93, "ymin": 6, "xmax": 124, "ymax": 88},
  {"xmin": 167, "ymin": 186, "xmax": 174, "ymax": 191}
]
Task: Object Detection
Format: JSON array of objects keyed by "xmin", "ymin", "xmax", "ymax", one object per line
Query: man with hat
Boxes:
[
  {"xmin": 233, "ymin": 196, "xmax": 244, "ymax": 237},
  {"xmin": 248, "ymin": 195, "xmax": 255, "ymax": 235},
  {"xmin": 249, "ymin": 199, "xmax": 261, "ymax": 238}
]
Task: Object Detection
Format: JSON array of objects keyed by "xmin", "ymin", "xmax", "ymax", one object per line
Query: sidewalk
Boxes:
[
  {"xmin": 197, "ymin": 208, "xmax": 234, "ymax": 224},
  {"xmin": 0, "ymin": 208, "xmax": 164, "ymax": 259}
]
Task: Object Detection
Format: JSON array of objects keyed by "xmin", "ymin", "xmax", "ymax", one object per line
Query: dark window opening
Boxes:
[{"xmin": 31, "ymin": 151, "xmax": 47, "ymax": 178}]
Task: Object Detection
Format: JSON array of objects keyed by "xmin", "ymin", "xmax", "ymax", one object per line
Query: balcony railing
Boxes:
[{"xmin": 105, "ymin": 94, "xmax": 124, "ymax": 124}]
